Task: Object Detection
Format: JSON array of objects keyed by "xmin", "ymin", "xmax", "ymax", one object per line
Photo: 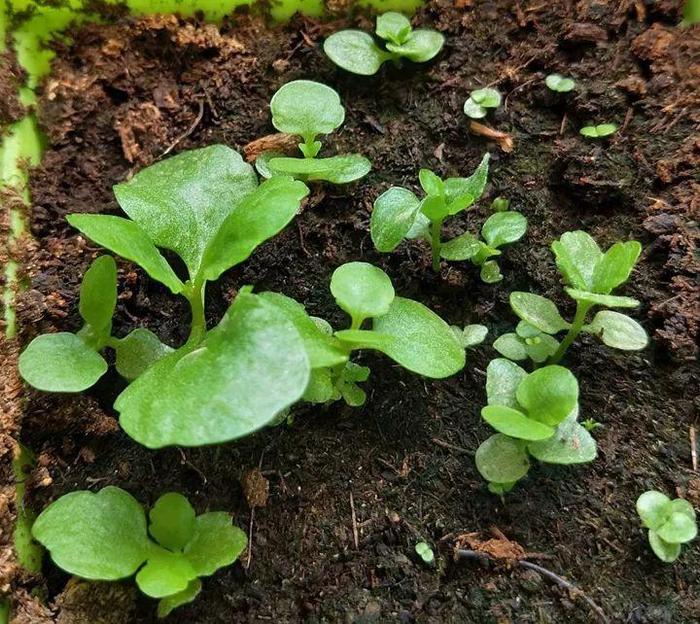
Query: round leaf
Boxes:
[
  {"xmin": 584, "ymin": 311, "xmax": 648, "ymax": 350},
  {"xmin": 493, "ymin": 333, "xmax": 528, "ymax": 361},
  {"xmin": 267, "ymin": 154, "xmax": 371, "ymax": 184},
  {"xmin": 648, "ymin": 531, "xmax": 681, "ymax": 563},
  {"xmin": 115, "ymin": 328, "xmax": 174, "ymax": 382},
  {"xmin": 149, "ymin": 493, "xmax": 196, "ymax": 552},
  {"xmin": 671, "ymin": 499, "xmax": 696, "ymax": 521},
  {"xmin": 79, "ymin": 256, "xmax": 117, "ymax": 340},
  {"xmin": 271, "ymin": 80, "xmax": 345, "ymax": 139},
  {"xmin": 580, "ymin": 124, "xmax": 618, "ymax": 138},
  {"xmin": 523, "ymin": 333, "xmax": 559, "ymax": 363},
  {"xmin": 636, "ymin": 491, "xmax": 672, "ymax": 530},
  {"xmin": 480, "ymin": 260, "xmax": 503, "ymax": 283},
  {"xmin": 551, "ymin": 231, "xmax": 602, "ymax": 291},
  {"xmin": 184, "ymin": 512, "xmax": 248, "ymax": 577},
  {"xmin": 19, "ymin": 333, "xmax": 108, "ymax": 393},
  {"xmin": 516, "ymin": 365, "xmax": 579, "ymax": 426},
  {"xmin": 32, "ymin": 487, "xmax": 149, "ymax": 580},
  {"xmin": 330, "ymin": 262, "xmax": 395, "ymax": 322},
  {"xmin": 323, "ymin": 31, "xmax": 388, "ymax": 76},
  {"xmin": 376, "ymin": 12, "xmax": 412, "ymax": 44},
  {"xmin": 657, "ymin": 512, "xmax": 698, "ymax": 544},
  {"xmin": 463, "ymin": 97, "xmax": 486, "ymax": 119},
  {"xmin": 157, "ymin": 579, "xmax": 202, "ymax": 618},
  {"xmin": 440, "ymin": 232, "xmax": 482, "ymax": 261},
  {"xmin": 371, "ymin": 187, "xmax": 422, "ymax": 252},
  {"xmin": 482, "ymin": 405, "xmax": 555, "ymax": 440},
  {"xmin": 475, "ymin": 434, "xmax": 530, "ymax": 484},
  {"xmin": 486, "ymin": 358, "xmax": 527, "ymax": 408},
  {"xmin": 528, "ymin": 415, "xmax": 597, "ymax": 464},
  {"xmin": 565, "ymin": 288, "xmax": 639, "ymax": 308},
  {"xmin": 135, "ymin": 547, "xmax": 197, "ymax": 598},
  {"xmin": 460, "ymin": 324, "xmax": 488, "ymax": 348},
  {"xmin": 481, "ymin": 212, "xmax": 527, "ymax": 248},
  {"xmin": 545, "ymin": 74, "xmax": 575, "ymax": 92},
  {"xmin": 509, "ymin": 292, "xmax": 570, "ymax": 334},
  {"xmin": 470, "ymin": 88, "xmax": 501, "ymax": 108},
  {"xmin": 386, "ymin": 29, "xmax": 445, "ymax": 62}
]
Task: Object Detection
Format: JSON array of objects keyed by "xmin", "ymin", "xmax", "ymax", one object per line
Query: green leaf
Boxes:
[
  {"xmin": 509, "ymin": 292, "xmax": 570, "ymax": 334},
  {"xmin": 481, "ymin": 212, "xmax": 527, "ymax": 248},
  {"xmin": 682, "ymin": 0, "xmax": 700, "ymax": 26},
  {"xmin": 376, "ymin": 12, "xmax": 412, "ymax": 44},
  {"xmin": 371, "ymin": 187, "xmax": 422, "ymax": 252},
  {"xmin": 671, "ymin": 499, "xmax": 696, "ymax": 522},
  {"xmin": 470, "ymin": 88, "xmax": 502, "ymax": 108},
  {"xmin": 475, "ymin": 434, "xmax": 530, "ymax": 484},
  {"xmin": 419, "ymin": 195, "xmax": 449, "ymax": 221},
  {"xmin": 114, "ymin": 328, "xmax": 174, "ymax": 382},
  {"xmin": 493, "ymin": 333, "xmax": 528, "ymax": 361},
  {"xmin": 200, "ymin": 176, "xmax": 309, "ymax": 282},
  {"xmin": 267, "ymin": 154, "xmax": 371, "ymax": 184},
  {"xmin": 551, "ymin": 231, "xmax": 602, "ymax": 291},
  {"xmin": 337, "ymin": 362, "xmax": 370, "ymax": 407},
  {"xmin": 270, "ymin": 80, "xmax": 345, "ymax": 140},
  {"xmin": 19, "ymin": 333, "xmax": 108, "ymax": 392},
  {"xmin": 386, "ymin": 29, "xmax": 445, "ymax": 62},
  {"xmin": 528, "ymin": 414, "xmax": 597, "ymax": 464},
  {"xmin": 135, "ymin": 547, "xmax": 197, "ymax": 598},
  {"xmin": 565, "ymin": 288, "xmax": 639, "ymax": 308},
  {"xmin": 67, "ymin": 215, "xmax": 184, "ymax": 294},
  {"xmin": 649, "ymin": 531, "xmax": 681, "ymax": 563},
  {"xmin": 440, "ymin": 232, "xmax": 482, "ymax": 261},
  {"xmin": 254, "ymin": 151, "xmax": 284, "ymax": 180},
  {"xmin": 79, "ymin": 256, "xmax": 117, "ymax": 343},
  {"xmin": 480, "ymin": 260, "xmax": 503, "ymax": 283},
  {"xmin": 516, "ymin": 365, "xmax": 579, "ymax": 426},
  {"xmin": 460, "ymin": 324, "xmax": 488, "ymax": 348},
  {"xmin": 415, "ymin": 541, "xmax": 435, "ymax": 564},
  {"xmin": 657, "ymin": 512, "xmax": 698, "ymax": 544},
  {"xmin": 370, "ymin": 297, "xmax": 466, "ymax": 378},
  {"xmin": 481, "ymin": 405, "xmax": 555, "ymax": 440},
  {"xmin": 523, "ymin": 333, "xmax": 559, "ymax": 363},
  {"xmin": 113, "ymin": 145, "xmax": 257, "ymax": 280},
  {"xmin": 330, "ymin": 262, "xmax": 395, "ymax": 323},
  {"xmin": 463, "ymin": 97, "xmax": 487, "ymax": 119},
  {"xmin": 516, "ymin": 321, "xmax": 541, "ymax": 339},
  {"xmin": 583, "ymin": 311, "xmax": 648, "ymax": 350},
  {"xmin": 116, "ymin": 293, "xmax": 310, "ymax": 448},
  {"xmin": 580, "ymin": 124, "xmax": 618, "ymax": 138},
  {"xmin": 636, "ymin": 491, "xmax": 673, "ymax": 530},
  {"xmin": 184, "ymin": 512, "xmax": 247, "ymax": 577},
  {"xmin": 545, "ymin": 74, "xmax": 575, "ymax": 92},
  {"xmin": 32, "ymin": 487, "xmax": 149, "ymax": 580},
  {"xmin": 157, "ymin": 579, "xmax": 202, "ymax": 618},
  {"xmin": 591, "ymin": 241, "xmax": 641, "ymax": 294},
  {"xmin": 257, "ymin": 292, "xmax": 348, "ymax": 368},
  {"xmin": 335, "ymin": 329, "xmax": 394, "ymax": 352},
  {"xmin": 418, "ymin": 169, "xmax": 444, "ymax": 197},
  {"xmin": 406, "ymin": 212, "xmax": 431, "ymax": 241},
  {"xmin": 302, "ymin": 368, "xmax": 336, "ymax": 403},
  {"xmin": 486, "ymin": 358, "xmax": 527, "ymax": 408},
  {"xmin": 323, "ymin": 31, "xmax": 388, "ymax": 76},
  {"xmin": 443, "ymin": 154, "xmax": 490, "ymax": 214},
  {"xmin": 149, "ymin": 493, "xmax": 196, "ymax": 552}
]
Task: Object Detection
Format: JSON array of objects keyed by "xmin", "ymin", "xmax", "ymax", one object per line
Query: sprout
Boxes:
[
  {"xmin": 579, "ymin": 123, "xmax": 618, "ymax": 138},
  {"xmin": 637, "ymin": 491, "xmax": 697, "ymax": 562},
  {"xmin": 463, "ymin": 88, "xmax": 502, "ymax": 119},
  {"xmin": 545, "ymin": 73, "xmax": 575, "ymax": 93},
  {"xmin": 415, "ymin": 541, "xmax": 435, "ymax": 565}
]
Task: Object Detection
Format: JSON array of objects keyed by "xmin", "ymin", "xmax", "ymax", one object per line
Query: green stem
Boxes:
[
  {"xmin": 430, "ymin": 218, "xmax": 444, "ymax": 272},
  {"xmin": 548, "ymin": 301, "xmax": 592, "ymax": 365},
  {"xmin": 185, "ymin": 280, "xmax": 207, "ymax": 346}
]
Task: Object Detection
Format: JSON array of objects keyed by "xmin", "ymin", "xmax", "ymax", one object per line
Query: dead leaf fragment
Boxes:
[
  {"xmin": 469, "ymin": 121, "xmax": 514, "ymax": 153},
  {"xmin": 243, "ymin": 133, "xmax": 299, "ymax": 163},
  {"xmin": 241, "ymin": 469, "xmax": 269, "ymax": 508}
]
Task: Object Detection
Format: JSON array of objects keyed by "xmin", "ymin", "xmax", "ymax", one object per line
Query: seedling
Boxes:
[
  {"xmin": 20, "ymin": 145, "xmax": 315, "ymax": 449},
  {"xmin": 497, "ymin": 231, "xmax": 647, "ymax": 366},
  {"xmin": 323, "ymin": 12, "xmax": 444, "ymax": 76},
  {"xmin": 476, "ymin": 359, "xmax": 597, "ymax": 493},
  {"xmin": 681, "ymin": 0, "xmax": 700, "ymax": 26},
  {"xmin": 580, "ymin": 124, "xmax": 618, "ymax": 138},
  {"xmin": 255, "ymin": 80, "xmax": 371, "ymax": 184},
  {"xmin": 637, "ymin": 491, "xmax": 697, "ymax": 562},
  {"xmin": 545, "ymin": 74, "xmax": 575, "ymax": 93},
  {"xmin": 32, "ymin": 487, "xmax": 247, "ymax": 617},
  {"xmin": 415, "ymin": 541, "xmax": 435, "ymax": 565},
  {"xmin": 463, "ymin": 88, "xmax": 501, "ymax": 119},
  {"xmin": 258, "ymin": 262, "xmax": 480, "ymax": 407}
]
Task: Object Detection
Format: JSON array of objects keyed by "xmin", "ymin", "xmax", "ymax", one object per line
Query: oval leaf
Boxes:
[
  {"xmin": 19, "ymin": 333, "xmax": 108, "ymax": 392},
  {"xmin": 135, "ymin": 547, "xmax": 196, "ymax": 598},
  {"xmin": 591, "ymin": 240, "xmax": 642, "ymax": 294},
  {"xmin": 527, "ymin": 415, "xmax": 597, "ymax": 464},
  {"xmin": 486, "ymin": 358, "xmax": 527, "ymax": 408},
  {"xmin": 371, "ymin": 187, "xmax": 422, "ymax": 252},
  {"xmin": 481, "ymin": 212, "xmax": 527, "ymax": 248},
  {"xmin": 79, "ymin": 256, "xmax": 117, "ymax": 341},
  {"xmin": 551, "ymin": 231, "xmax": 602, "ymax": 291},
  {"xmin": 463, "ymin": 97, "xmax": 486, "ymax": 119},
  {"xmin": 580, "ymin": 124, "xmax": 617, "ymax": 138},
  {"xmin": 114, "ymin": 328, "xmax": 174, "ymax": 382},
  {"xmin": 323, "ymin": 31, "xmax": 388, "ymax": 76},
  {"xmin": 443, "ymin": 154, "xmax": 490, "ymax": 214},
  {"xmin": 267, "ymin": 154, "xmax": 371, "ymax": 184},
  {"xmin": 648, "ymin": 531, "xmax": 681, "ymax": 563},
  {"xmin": 157, "ymin": 579, "xmax": 202, "ymax": 618},
  {"xmin": 565, "ymin": 288, "xmax": 639, "ymax": 308},
  {"xmin": 149, "ymin": 493, "xmax": 196, "ymax": 552},
  {"xmin": 475, "ymin": 434, "xmax": 530, "ymax": 484},
  {"xmin": 270, "ymin": 80, "xmax": 345, "ymax": 139},
  {"xmin": 636, "ymin": 491, "xmax": 672, "ymax": 530},
  {"xmin": 482, "ymin": 405, "xmax": 555, "ymax": 440},
  {"xmin": 470, "ymin": 88, "xmax": 501, "ymax": 108},
  {"xmin": 376, "ymin": 12, "xmax": 412, "ymax": 44},
  {"xmin": 184, "ymin": 512, "xmax": 248, "ymax": 577},
  {"xmin": 480, "ymin": 260, "xmax": 503, "ymax": 283},
  {"xmin": 657, "ymin": 512, "xmax": 698, "ymax": 544},
  {"xmin": 440, "ymin": 232, "xmax": 481, "ymax": 261},
  {"xmin": 330, "ymin": 262, "xmax": 395, "ymax": 322},
  {"xmin": 584, "ymin": 310, "xmax": 648, "ymax": 350},
  {"xmin": 493, "ymin": 333, "xmax": 528, "ymax": 361},
  {"xmin": 509, "ymin": 292, "xmax": 570, "ymax": 334},
  {"xmin": 545, "ymin": 74, "xmax": 575, "ymax": 92},
  {"xmin": 386, "ymin": 29, "xmax": 445, "ymax": 62},
  {"xmin": 516, "ymin": 365, "xmax": 579, "ymax": 426}
]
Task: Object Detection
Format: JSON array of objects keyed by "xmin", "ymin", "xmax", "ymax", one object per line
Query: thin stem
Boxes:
[
  {"xmin": 350, "ymin": 316, "xmax": 363, "ymax": 331},
  {"xmin": 185, "ymin": 280, "xmax": 207, "ymax": 347},
  {"xmin": 430, "ymin": 218, "xmax": 444, "ymax": 272},
  {"xmin": 548, "ymin": 301, "xmax": 592, "ymax": 365}
]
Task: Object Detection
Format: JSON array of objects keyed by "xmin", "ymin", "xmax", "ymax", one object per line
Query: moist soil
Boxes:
[{"xmin": 12, "ymin": 1, "xmax": 700, "ymax": 622}]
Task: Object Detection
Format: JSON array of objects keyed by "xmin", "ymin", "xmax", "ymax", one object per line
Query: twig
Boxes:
[
  {"xmin": 691, "ymin": 426, "xmax": 697, "ymax": 472},
  {"xmin": 245, "ymin": 508, "xmax": 255, "ymax": 569},
  {"xmin": 349, "ymin": 492, "xmax": 359, "ymax": 549},
  {"xmin": 431, "ymin": 437, "xmax": 472, "ymax": 454},
  {"xmin": 161, "ymin": 98, "xmax": 205, "ymax": 157},
  {"xmin": 559, "ymin": 113, "xmax": 568, "ymax": 135}
]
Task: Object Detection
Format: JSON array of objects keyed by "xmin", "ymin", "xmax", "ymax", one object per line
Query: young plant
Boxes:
[
  {"xmin": 255, "ymin": 80, "xmax": 371, "ymax": 184},
  {"xmin": 257, "ymin": 262, "xmax": 482, "ymax": 407},
  {"xmin": 637, "ymin": 491, "xmax": 697, "ymax": 562},
  {"xmin": 323, "ymin": 12, "xmax": 444, "ymax": 76},
  {"xmin": 545, "ymin": 74, "xmax": 575, "ymax": 93},
  {"xmin": 463, "ymin": 88, "xmax": 502, "ymax": 119},
  {"xmin": 20, "ymin": 145, "xmax": 315, "ymax": 449},
  {"xmin": 580, "ymin": 123, "xmax": 617, "ymax": 138},
  {"xmin": 32, "ymin": 487, "xmax": 246, "ymax": 617},
  {"xmin": 476, "ymin": 360, "xmax": 597, "ymax": 494},
  {"xmin": 499, "ymin": 231, "xmax": 648, "ymax": 366}
]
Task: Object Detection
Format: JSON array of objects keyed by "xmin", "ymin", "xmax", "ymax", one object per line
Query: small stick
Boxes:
[
  {"xmin": 349, "ymin": 492, "xmax": 359, "ymax": 549},
  {"xmin": 559, "ymin": 113, "xmax": 568, "ymax": 135},
  {"xmin": 690, "ymin": 426, "xmax": 697, "ymax": 472},
  {"xmin": 161, "ymin": 98, "xmax": 205, "ymax": 157},
  {"xmin": 245, "ymin": 508, "xmax": 255, "ymax": 570}
]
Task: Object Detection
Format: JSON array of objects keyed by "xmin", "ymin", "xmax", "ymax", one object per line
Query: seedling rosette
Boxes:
[{"xmin": 636, "ymin": 491, "xmax": 697, "ymax": 562}]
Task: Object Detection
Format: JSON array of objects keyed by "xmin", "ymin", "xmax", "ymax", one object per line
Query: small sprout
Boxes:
[
  {"xmin": 637, "ymin": 491, "xmax": 697, "ymax": 563},
  {"xmin": 463, "ymin": 88, "xmax": 502, "ymax": 119},
  {"xmin": 453, "ymin": 324, "xmax": 489, "ymax": 348},
  {"xmin": 579, "ymin": 123, "xmax": 618, "ymax": 138},
  {"xmin": 32, "ymin": 487, "xmax": 247, "ymax": 617},
  {"xmin": 491, "ymin": 196, "xmax": 510, "ymax": 212},
  {"xmin": 545, "ymin": 74, "xmax": 575, "ymax": 93},
  {"xmin": 415, "ymin": 541, "xmax": 435, "ymax": 565},
  {"xmin": 324, "ymin": 12, "xmax": 444, "ymax": 76},
  {"xmin": 582, "ymin": 418, "xmax": 602, "ymax": 432},
  {"xmin": 257, "ymin": 81, "xmax": 371, "ymax": 184}
]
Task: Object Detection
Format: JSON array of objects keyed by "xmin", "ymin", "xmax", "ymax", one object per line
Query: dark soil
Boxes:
[{"xmin": 13, "ymin": 1, "xmax": 700, "ymax": 622}]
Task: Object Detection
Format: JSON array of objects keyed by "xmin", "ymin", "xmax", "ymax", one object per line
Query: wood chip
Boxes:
[
  {"xmin": 241, "ymin": 468, "xmax": 270, "ymax": 508},
  {"xmin": 242, "ymin": 132, "xmax": 299, "ymax": 163},
  {"xmin": 469, "ymin": 121, "xmax": 514, "ymax": 152}
]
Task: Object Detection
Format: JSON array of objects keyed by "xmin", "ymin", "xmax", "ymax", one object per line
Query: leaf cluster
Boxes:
[
  {"xmin": 579, "ymin": 123, "xmax": 617, "ymax": 138},
  {"xmin": 637, "ymin": 491, "xmax": 697, "ymax": 562},
  {"xmin": 323, "ymin": 12, "xmax": 444, "ymax": 76},
  {"xmin": 32, "ymin": 487, "xmax": 247, "ymax": 617},
  {"xmin": 463, "ymin": 88, "xmax": 502, "ymax": 119},
  {"xmin": 545, "ymin": 74, "xmax": 575, "ymax": 93},
  {"xmin": 256, "ymin": 81, "xmax": 371, "ymax": 184}
]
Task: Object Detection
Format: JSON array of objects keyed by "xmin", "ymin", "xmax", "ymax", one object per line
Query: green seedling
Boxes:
[
  {"xmin": 463, "ymin": 88, "xmax": 502, "ymax": 119},
  {"xmin": 415, "ymin": 541, "xmax": 435, "ymax": 565},
  {"xmin": 476, "ymin": 359, "xmax": 597, "ymax": 493},
  {"xmin": 491, "ymin": 197, "xmax": 510, "ymax": 212},
  {"xmin": 20, "ymin": 145, "xmax": 314, "ymax": 449},
  {"xmin": 32, "ymin": 487, "xmax": 247, "ymax": 617},
  {"xmin": 323, "ymin": 12, "xmax": 444, "ymax": 76},
  {"xmin": 681, "ymin": 0, "xmax": 700, "ymax": 26},
  {"xmin": 637, "ymin": 491, "xmax": 697, "ymax": 562},
  {"xmin": 497, "ymin": 231, "xmax": 647, "ymax": 366},
  {"xmin": 580, "ymin": 124, "xmax": 617, "ymax": 138},
  {"xmin": 255, "ymin": 81, "xmax": 371, "ymax": 184},
  {"xmin": 545, "ymin": 74, "xmax": 575, "ymax": 93},
  {"xmin": 259, "ymin": 262, "xmax": 479, "ymax": 407},
  {"xmin": 581, "ymin": 418, "xmax": 602, "ymax": 432}
]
